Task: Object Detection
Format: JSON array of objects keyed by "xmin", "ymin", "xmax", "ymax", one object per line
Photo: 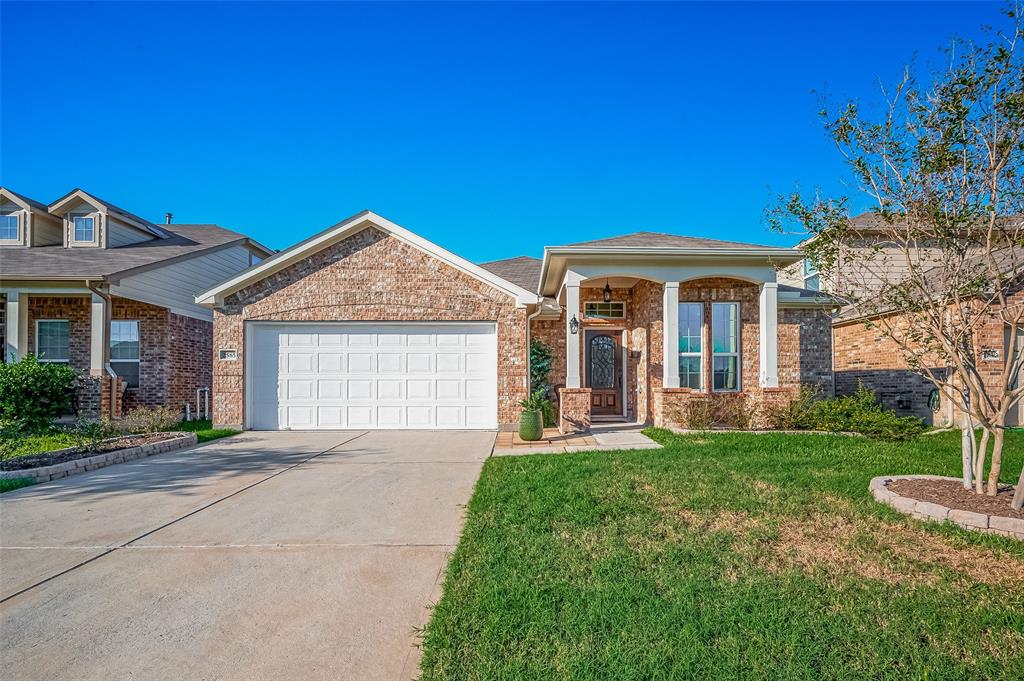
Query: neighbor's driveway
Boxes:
[{"xmin": 0, "ymin": 430, "xmax": 493, "ymax": 681}]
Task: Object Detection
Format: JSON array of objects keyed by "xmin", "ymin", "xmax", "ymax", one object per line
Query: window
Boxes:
[
  {"xmin": 584, "ymin": 301, "xmax": 625, "ymax": 319},
  {"xmin": 73, "ymin": 215, "xmax": 95, "ymax": 242},
  {"xmin": 802, "ymin": 258, "xmax": 820, "ymax": 291},
  {"xmin": 0, "ymin": 213, "xmax": 18, "ymax": 241},
  {"xmin": 36, "ymin": 320, "xmax": 70, "ymax": 362},
  {"xmin": 110, "ymin": 320, "xmax": 140, "ymax": 388},
  {"xmin": 677, "ymin": 303, "xmax": 703, "ymax": 389},
  {"xmin": 712, "ymin": 303, "xmax": 740, "ymax": 391}
]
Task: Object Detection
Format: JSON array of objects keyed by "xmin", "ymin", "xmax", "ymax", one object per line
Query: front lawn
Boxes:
[
  {"xmin": 172, "ymin": 419, "xmax": 239, "ymax": 443},
  {"xmin": 419, "ymin": 430, "xmax": 1024, "ymax": 680}
]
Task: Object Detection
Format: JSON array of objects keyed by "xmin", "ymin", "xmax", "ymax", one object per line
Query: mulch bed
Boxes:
[
  {"xmin": 889, "ymin": 478, "xmax": 1024, "ymax": 520},
  {"xmin": 0, "ymin": 433, "xmax": 183, "ymax": 471}
]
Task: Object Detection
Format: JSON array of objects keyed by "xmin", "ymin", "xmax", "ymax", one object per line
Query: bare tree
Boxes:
[{"xmin": 769, "ymin": 5, "xmax": 1024, "ymax": 508}]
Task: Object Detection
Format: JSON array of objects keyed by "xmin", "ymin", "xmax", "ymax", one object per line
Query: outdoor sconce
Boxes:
[
  {"xmin": 569, "ymin": 314, "xmax": 580, "ymax": 334},
  {"xmin": 603, "ymin": 279, "xmax": 612, "ymax": 303}
]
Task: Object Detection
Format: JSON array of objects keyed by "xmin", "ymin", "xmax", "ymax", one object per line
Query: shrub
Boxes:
[
  {"xmin": 672, "ymin": 394, "xmax": 758, "ymax": 430},
  {"xmin": 764, "ymin": 384, "xmax": 925, "ymax": 441},
  {"xmin": 120, "ymin": 406, "xmax": 181, "ymax": 434},
  {"xmin": 0, "ymin": 355, "xmax": 77, "ymax": 433},
  {"xmin": 541, "ymin": 399, "xmax": 557, "ymax": 428},
  {"xmin": 74, "ymin": 418, "xmax": 125, "ymax": 451},
  {"xmin": 529, "ymin": 339, "xmax": 553, "ymax": 393},
  {"xmin": 671, "ymin": 397, "xmax": 715, "ymax": 430}
]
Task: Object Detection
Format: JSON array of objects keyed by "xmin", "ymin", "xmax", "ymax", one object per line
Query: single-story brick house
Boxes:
[
  {"xmin": 197, "ymin": 211, "xmax": 835, "ymax": 432},
  {"xmin": 1, "ymin": 187, "xmax": 271, "ymax": 419}
]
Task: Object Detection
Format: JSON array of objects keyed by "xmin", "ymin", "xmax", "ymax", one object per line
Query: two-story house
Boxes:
[
  {"xmin": 0, "ymin": 187, "xmax": 272, "ymax": 420},
  {"xmin": 779, "ymin": 212, "xmax": 1023, "ymax": 427}
]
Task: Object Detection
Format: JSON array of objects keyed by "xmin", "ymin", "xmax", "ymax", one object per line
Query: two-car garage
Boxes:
[{"xmin": 246, "ymin": 322, "xmax": 499, "ymax": 430}]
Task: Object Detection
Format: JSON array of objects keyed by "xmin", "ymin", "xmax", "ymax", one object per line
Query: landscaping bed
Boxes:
[
  {"xmin": 889, "ymin": 478, "xmax": 1023, "ymax": 520},
  {"xmin": 0, "ymin": 432, "xmax": 186, "ymax": 471}
]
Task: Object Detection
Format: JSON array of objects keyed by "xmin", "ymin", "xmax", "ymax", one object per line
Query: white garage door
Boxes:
[{"xmin": 247, "ymin": 322, "xmax": 498, "ymax": 430}]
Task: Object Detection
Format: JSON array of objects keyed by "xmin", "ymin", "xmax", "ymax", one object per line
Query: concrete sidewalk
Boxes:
[{"xmin": 1, "ymin": 430, "xmax": 493, "ymax": 681}]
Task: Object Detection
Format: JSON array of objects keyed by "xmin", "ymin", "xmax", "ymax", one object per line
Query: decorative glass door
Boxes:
[{"xmin": 586, "ymin": 331, "xmax": 621, "ymax": 416}]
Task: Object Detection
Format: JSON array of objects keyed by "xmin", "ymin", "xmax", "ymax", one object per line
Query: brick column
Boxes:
[{"xmin": 558, "ymin": 387, "xmax": 592, "ymax": 434}]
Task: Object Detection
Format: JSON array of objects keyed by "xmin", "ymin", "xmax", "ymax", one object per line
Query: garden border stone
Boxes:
[
  {"xmin": 0, "ymin": 432, "xmax": 198, "ymax": 485},
  {"xmin": 869, "ymin": 474, "xmax": 1023, "ymax": 540}
]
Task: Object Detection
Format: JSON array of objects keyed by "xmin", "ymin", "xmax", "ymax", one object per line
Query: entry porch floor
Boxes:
[{"xmin": 492, "ymin": 423, "xmax": 661, "ymax": 456}]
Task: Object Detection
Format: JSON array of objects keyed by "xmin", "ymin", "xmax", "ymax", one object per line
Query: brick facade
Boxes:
[
  {"xmin": 24, "ymin": 294, "xmax": 212, "ymax": 419},
  {"xmin": 211, "ymin": 227, "xmax": 529, "ymax": 429},
  {"xmin": 532, "ymin": 277, "xmax": 834, "ymax": 429},
  {"xmin": 557, "ymin": 387, "xmax": 592, "ymax": 434}
]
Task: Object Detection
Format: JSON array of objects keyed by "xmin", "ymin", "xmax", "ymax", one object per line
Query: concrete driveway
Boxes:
[{"xmin": 0, "ymin": 430, "xmax": 493, "ymax": 681}]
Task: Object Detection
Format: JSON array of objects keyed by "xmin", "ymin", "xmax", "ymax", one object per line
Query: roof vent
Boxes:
[{"xmin": 165, "ymin": 212, "xmax": 173, "ymax": 224}]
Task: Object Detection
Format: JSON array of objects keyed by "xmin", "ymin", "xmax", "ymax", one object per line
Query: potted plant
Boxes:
[{"xmin": 518, "ymin": 389, "xmax": 547, "ymax": 441}]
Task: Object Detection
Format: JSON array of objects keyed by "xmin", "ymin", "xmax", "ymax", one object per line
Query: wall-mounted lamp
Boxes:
[
  {"xmin": 603, "ymin": 279, "xmax": 612, "ymax": 303},
  {"xmin": 569, "ymin": 314, "xmax": 580, "ymax": 335}
]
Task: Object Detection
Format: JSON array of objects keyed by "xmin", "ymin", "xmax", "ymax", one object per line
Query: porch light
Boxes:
[
  {"xmin": 569, "ymin": 314, "xmax": 580, "ymax": 335},
  {"xmin": 603, "ymin": 279, "xmax": 612, "ymax": 303}
]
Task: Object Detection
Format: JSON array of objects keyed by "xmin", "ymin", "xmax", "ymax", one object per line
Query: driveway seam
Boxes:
[{"xmin": 0, "ymin": 431, "xmax": 370, "ymax": 604}]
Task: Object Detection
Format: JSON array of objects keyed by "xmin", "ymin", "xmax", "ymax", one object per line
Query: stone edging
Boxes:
[
  {"xmin": 0, "ymin": 432, "xmax": 199, "ymax": 485},
  {"xmin": 869, "ymin": 474, "xmax": 1024, "ymax": 540}
]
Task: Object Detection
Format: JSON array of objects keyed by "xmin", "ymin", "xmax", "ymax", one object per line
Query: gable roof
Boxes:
[
  {"xmin": 478, "ymin": 255, "xmax": 542, "ymax": 292},
  {"xmin": 0, "ymin": 187, "xmax": 48, "ymax": 212},
  {"xmin": 560, "ymin": 231, "xmax": 782, "ymax": 250},
  {"xmin": 0, "ymin": 224, "xmax": 270, "ymax": 282},
  {"xmin": 195, "ymin": 210, "xmax": 540, "ymax": 307},
  {"xmin": 47, "ymin": 188, "xmax": 169, "ymax": 238}
]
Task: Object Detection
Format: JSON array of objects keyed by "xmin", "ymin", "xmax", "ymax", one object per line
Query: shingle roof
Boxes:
[
  {"xmin": 478, "ymin": 255, "xmax": 542, "ymax": 292},
  {"xmin": 0, "ymin": 224, "xmax": 255, "ymax": 280},
  {"xmin": 1, "ymin": 187, "xmax": 48, "ymax": 211},
  {"xmin": 559, "ymin": 231, "xmax": 782, "ymax": 250}
]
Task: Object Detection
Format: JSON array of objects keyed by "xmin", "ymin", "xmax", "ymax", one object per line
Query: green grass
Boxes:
[
  {"xmin": 419, "ymin": 430, "xmax": 1024, "ymax": 680},
  {"xmin": 0, "ymin": 431, "xmax": 84, "ymax": 460},
  {"xmin": 0, "ymin": 477, "xmax": 36, "ymax": 493},
  {"xmin": 171, "ymin": 419, "xmax": 239, "ymax": 443}
]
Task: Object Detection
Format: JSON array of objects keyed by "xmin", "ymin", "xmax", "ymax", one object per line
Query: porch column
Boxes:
[
  {"xmin": 759, "ymin": 282, "xmax": 779, "ymax": 387},
  {"xmin": 565, "ymin": 279, "xmax": 581, "ymax": 388},
  {"xmin": 5, "ymin": 291, "xmax": 29, "ymax": 362},
  {"xmin": 662, "ymin": 282, "xmax": 680, "ymax": 388},
  {"xmin": 90, "ymin": 292, "xmax": 110, "ymax": 376}
]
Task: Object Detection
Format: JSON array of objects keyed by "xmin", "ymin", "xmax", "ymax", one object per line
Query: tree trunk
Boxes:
[
  {"xmin": 986, "ymin": 428, "xmax": 1004, "ymax": 496},
  {"xmin": 974, "ymin": 428, "xmax": 990, "ymax": 495},
  {"xmin": 1012, "ymin": 464, "xmax": 1024, "ymax": 512},
  {"xmin": 961, "ymin": 426, "xmax": 974, "ymax": 489}
]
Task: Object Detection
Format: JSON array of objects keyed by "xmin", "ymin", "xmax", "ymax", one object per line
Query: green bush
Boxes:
[
  {"xmin": 0, "ymin": 355, "xmax": 77, "ymax": 433},
  {"xmin": 529, "ymin": 339, "xmax": 553, "ymax": 393},
  {"xmin": 764, "ymin": 384, "xmax": 925, "ymax": 441},
  {"xmin": 74, "ymin": 418, "xmax": 125, "ymax": 451}
]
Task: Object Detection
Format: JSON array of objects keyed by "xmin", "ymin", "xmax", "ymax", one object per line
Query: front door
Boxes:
[{"xmin": 586, "ymin": 330, "xmax": 621, "ymax": 416}]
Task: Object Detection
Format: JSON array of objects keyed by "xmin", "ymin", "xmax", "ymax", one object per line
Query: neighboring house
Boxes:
[
  {"xmin": 778, "ymin": 213, "xmax": 1024, "ymax": 426},
  {"xmin": 196, "ymin": 211, "xmax": 834, "ymax": 433},
  {"xmin": 0, "ymin": 187, "xmax": 272, "ymax": 419}
]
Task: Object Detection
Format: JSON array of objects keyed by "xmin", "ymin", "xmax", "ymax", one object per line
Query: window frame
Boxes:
[
  {"xmin": 0, "ymin": 212, "xmax": 20, "ymax": 243},
  {"xmin": 35, "ymin": 319, "xmax": 70, "ymax": 363},
  {"xmin": 70, "ymin": 212, "xmax": 98, "ymax": 246},
  {"xmin": 710, "ymin": 301, "xmax": 741, "ymax": 393},
  {"xmin": 109, "ymin": 319, "xmax": 141, "ymax": 388},
  {"xmin": 677, "ymin": 302, "xmax": 704, "ymax": 390},
  {"xmin": 584, "ymin": 300, "xmax": 625, "ymax": 319},
  {"xmin": 802, "ymin": 258, "xmax": 820, "ymax": 291}
]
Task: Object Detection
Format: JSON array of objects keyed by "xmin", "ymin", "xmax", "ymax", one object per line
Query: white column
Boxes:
[
  {"xmin": 759, "ymin": 282, "xmax": 779, "ymax": 388},
  {"xmin": 90, "ymin": 292, "xmax": 110, "ymax": 376},
  {"xmin": 662, "ymin": 282, "xmax": 680, "ymax": 388},
  {"xmin": 565, "ymin": 280, "xmax": 581, "ymax": 388},
  {"xmin": 5, "ymin": 291, "xmax": 28, "ymax": 362}
]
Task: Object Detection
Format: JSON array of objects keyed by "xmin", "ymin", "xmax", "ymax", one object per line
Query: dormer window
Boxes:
[
  {"xmin": 0, "ymin": 213, "xmax": 18, "ymax": 241},
  {"xmin": 73, "ymin": 215, "xmax": 95, "ymax": 242}
]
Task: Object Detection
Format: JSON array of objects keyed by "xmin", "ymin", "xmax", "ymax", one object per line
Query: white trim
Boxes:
[
  {"xmin": 711, "ymin": 301, "xmax": 741, "ymax": 392},
  {"xmin": 0, "ymin": 211, "xmax": 22, "ymax": 245},
  {"xmin": 759, "ymin": 283, "xmax": 779, "ymax": 388},
  {"xmin": 197, "ymin": 211, "xmax": 540, "ymax": 308},
  {"xmin": 35, "ymin": 319, "xmax": 70, "ymax": 363},
  {"xmin": 662, "ymin": 283, "xmax": 680, "ymax": 389}
]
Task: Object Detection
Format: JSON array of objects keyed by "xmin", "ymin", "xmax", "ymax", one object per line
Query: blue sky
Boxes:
[{"xmin": 0, "ymin": 1, "xmax": 996, "ymax": 261}]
